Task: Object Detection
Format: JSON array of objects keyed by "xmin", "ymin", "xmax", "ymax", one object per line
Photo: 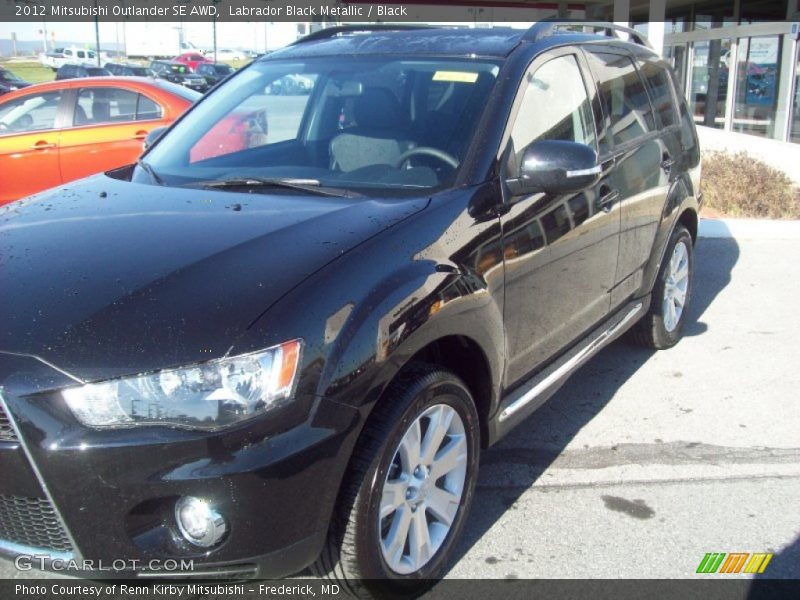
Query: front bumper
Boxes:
[
  {"xmin": 181, "ymin": 81, "xmax": 209, "ymax": 93},
  {"xmin": 0, "ymin": 355, "xmax": 360, "ymax": 579}
]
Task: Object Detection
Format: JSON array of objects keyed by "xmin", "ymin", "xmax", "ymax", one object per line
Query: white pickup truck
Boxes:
[{"xmin": 40, "ymin": 47, "xmax": 102, "ymax": 70}]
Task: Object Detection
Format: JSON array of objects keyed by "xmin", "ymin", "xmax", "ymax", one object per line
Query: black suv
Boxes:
[
  {"xmin": 149, "ymin": 59, "xmax": 209, "ymax": 92},
  {"xmin": 104, "ymin": 62, "xmax": 150, "ymax": 77},
  {"xmin": 54, "ymin": 63, "xmax": 111, "ymax": 80},
  {"xmin": 0, "ymin": 24, "xmax": 700, "ymax": 593},
  {"xmin": 195, "ymin": 62, "xmax": 236, "ymax": 87}
]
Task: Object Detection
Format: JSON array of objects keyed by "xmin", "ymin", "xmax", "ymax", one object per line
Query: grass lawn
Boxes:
[
  {"xmin": 3, "ymin": 61, "xmax": 55, "ymax": 84},
  {"xmin": 2, "ymin": 58, "xmax": 250, "ymax": 86}
]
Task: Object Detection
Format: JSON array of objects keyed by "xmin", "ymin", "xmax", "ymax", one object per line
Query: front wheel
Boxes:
[
  {"xmin": 312, "ymin": 364, "xmax": 480, "ymax": 597},
  {"xmin": 631, "ymin": 224, "xmax": 694, "ymax": 349}
]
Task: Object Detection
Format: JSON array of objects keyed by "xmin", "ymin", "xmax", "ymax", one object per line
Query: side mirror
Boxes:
[
  {"xmin": 143, "ymin": 127, "xmax": 167, "ymax": 151},
  {"xmin": 507, "ymin": 140, "xmax": 601, "ymax": 196}
]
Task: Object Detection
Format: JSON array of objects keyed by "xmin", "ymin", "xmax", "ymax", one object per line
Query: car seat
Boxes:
[{"xmin": 329, "ymin": 87, "xmax": 415, "ymax": 172}]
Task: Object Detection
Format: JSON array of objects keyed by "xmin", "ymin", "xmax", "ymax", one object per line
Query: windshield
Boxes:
[{"xmin": 139, "ymin": 57, "xmax": 500, "ymax": 194}]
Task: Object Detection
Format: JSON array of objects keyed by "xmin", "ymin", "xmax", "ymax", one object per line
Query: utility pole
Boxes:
[
  {"xmin": 94, "ymin": 0, "xmax": 101, "ymax": 66},
  {"xmin": 212, "ymin": 0, "xmax": 221, "ymax": 61}
]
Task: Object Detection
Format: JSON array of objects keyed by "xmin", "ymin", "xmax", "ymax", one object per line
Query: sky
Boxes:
[{"xmin": 0, "ymin": 21, "xmax": 271, "ymax": 49}]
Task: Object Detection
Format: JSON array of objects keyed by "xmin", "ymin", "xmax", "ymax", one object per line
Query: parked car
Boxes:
[
  {"xmin": 40, "ymin": 46, "xmax": 99, "ymax": 70},
  {"xmin": 0, "ymin": 77, "xmax": 199, "ymax": 204},
  {"xmin": 0, "ymin": 67, "xmax": 30, "ymax": 95},
  {"xmin": 0, "ymin": 24, "xmax": 701, "ymax": 594},
  {"xmin": 55, "ymin": 64, "xmax": 111, "ymax": 80},
  {"xmin": 195, "ymin": 62, "xmax": 235, "ymax": 87},
  {"xmin": 267, "ymin": 73, "xmax": 314, "ymax": 95},
  {"xmin": 214, "ymin": 48, "xmax": 247, "ymax": 61},
  {"xmin": 104, "ymin": 62, "xmax": 150, "ymax": 77},
  {"xmin": 149, "ymin": 59, "xmax": 209, "ymax": 92},
  {"xmin": 174, "ymin": 52, "xmax": 213, "ymax": 72}
]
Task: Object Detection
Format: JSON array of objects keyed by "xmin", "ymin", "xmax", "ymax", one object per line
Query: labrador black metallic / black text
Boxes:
[{"xmin": 0, "ymin": 23, "xmax": 701, "ymax": 596}]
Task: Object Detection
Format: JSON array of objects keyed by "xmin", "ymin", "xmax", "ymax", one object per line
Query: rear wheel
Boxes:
[
  {"xmin": 632, "ymin": 224, "xmax": 693, "ymax": 349},
  {"xmin": 312, "ymin": 364, "xmax": 480, "ymax": 597}
]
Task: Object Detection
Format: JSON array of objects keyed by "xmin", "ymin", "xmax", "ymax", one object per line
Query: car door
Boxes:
[
  {"xmin": 58, "ymin": 86, "xmax": 167, "ymax": 183},
  {"xmin": 0, "ymin": 89, "xmax": 66, "ymax": 204},
  {"xmin": 500, "ymin": 49, "xmax": 621, "ymax": 385},
  {"xmin": 582, "ymin": 49, "xmax": 673, "ymax": 310}
]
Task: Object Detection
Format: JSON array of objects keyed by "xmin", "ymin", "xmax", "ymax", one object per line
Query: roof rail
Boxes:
[
  {"xmin": 524, "ymin": 20, "xmax": 652, "ymax": 49},
  {"xmin": 291, "ymin": 24, "xmax": 436, "ymax": 45}
]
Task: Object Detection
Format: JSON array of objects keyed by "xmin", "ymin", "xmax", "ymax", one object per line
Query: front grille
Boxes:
[
  {"xmin": 0, "ymin": 404, "xmax": 17, "ymax": 442},
  {"xmin": 0, "ymin": 495, "xmax": 73, "ymax": 552}
]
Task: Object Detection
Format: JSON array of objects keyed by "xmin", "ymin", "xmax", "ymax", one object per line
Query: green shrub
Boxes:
[{"xmin": 701, "ymin": 151, "xmax": 800, "ymax": 219}]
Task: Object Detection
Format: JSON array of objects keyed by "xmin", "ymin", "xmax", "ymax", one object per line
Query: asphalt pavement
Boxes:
[{"xmin": 1, "ymin": 235, "xmax": 798, "ymax": 581}]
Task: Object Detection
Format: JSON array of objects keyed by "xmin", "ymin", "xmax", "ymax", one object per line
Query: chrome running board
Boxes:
[{"xmin": 498, "ymin": 300, "xmax": 645, "ymax": 424}]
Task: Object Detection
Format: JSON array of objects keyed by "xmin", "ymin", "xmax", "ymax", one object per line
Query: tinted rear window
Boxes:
[{"xmin": 152, "ymin": 79, "xmax": 202, "ymax": 102}]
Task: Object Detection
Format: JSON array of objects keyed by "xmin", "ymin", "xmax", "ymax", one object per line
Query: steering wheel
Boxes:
[{"xmin": 394, "ymin": 147, "xmax": 459, "ymax": 170}]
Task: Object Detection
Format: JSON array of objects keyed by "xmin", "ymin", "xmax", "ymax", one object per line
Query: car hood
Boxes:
[{"xmin": 0, "ymin": 174, "xmax": 427, "ymax": 382}]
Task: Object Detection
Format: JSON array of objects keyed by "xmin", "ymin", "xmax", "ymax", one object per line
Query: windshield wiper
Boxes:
[
  {"xmin": 190, "ymin": 177, "xmax": 358, "ymax": 198},
  {"xmin": 137, "ymin": 159, "xmax": 164, "ymax": 186}
]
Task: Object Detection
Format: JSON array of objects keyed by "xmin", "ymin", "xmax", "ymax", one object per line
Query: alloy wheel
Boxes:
[
  {"xmin": 662, "ymin": 240, "xmax": 690, "ymax": 332},
  {"xmin": 378, "ymin": 403, "xmax": 468, "ymax": 575}
]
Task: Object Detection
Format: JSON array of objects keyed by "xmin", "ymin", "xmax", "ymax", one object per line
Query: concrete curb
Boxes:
[{"xmin": 699, "ymin": 218, "xmax": 800, "ymax": 240}]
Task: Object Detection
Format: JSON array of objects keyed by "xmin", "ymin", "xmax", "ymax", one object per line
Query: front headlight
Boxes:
[{"xmin": 62, "ymin": 339, "xmax": 302, "ymax": 430}]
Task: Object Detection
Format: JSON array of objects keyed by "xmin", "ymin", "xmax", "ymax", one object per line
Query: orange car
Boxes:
[{"xmin": 0, "ymin": 77, "xmax": 199, "ymax": 205}]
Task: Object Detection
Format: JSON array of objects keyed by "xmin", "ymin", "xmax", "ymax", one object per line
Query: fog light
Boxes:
[{"xmin": 175, "ymin": 497, "xmax": 227, "ymax": 548}]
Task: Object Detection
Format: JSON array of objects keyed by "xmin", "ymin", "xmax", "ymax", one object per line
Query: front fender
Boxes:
[{"xmin": 228, "ymin": 188, "xmax": 504, "ymax": 536}]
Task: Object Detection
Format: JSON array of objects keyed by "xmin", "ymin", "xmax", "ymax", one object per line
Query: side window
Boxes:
[
  {"xmin": 77, "ymin": 51, "xmax": 85, "ymax": 59},
  {"xmin": 136, "ymin": 94, "xmax": 163, "ymax": 121},
  {"xmin": 76, "ymin": 87, "xmax": 139, "ymax": 125},
  {"xmin": 0, "ymin": 91, "xmax": 62, "ymax": 134},
  {"xmin": 508, "ymin": 54, "xmax": 595, "ymax": 171},
  {"xmin": 587, "ymin": 52, "xmax": 655, "ymax": 147},
  {"xmin": 638, "ymin": 61, "xmax": 678, "ymax": 129}
]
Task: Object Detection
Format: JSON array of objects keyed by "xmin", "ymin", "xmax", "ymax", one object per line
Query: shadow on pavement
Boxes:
[
  {"xmin": 450, "ymin": 236, "xmax": 741, "ymax": 569},
  {"xmin": 749, "ymin": 534, "xmax": 800, "ymax": 592}
]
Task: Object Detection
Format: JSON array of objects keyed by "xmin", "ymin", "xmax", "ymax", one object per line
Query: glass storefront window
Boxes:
[
  {"xmin": 690, "ymin": 39, "xmax": 731, "ymax": 129},
  {"xmin": 733, "ymin": 36, "xmax": 783, "ymax": 138}
]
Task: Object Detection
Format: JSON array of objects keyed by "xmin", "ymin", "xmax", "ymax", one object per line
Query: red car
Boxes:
[
  {"xmin": 0, "ymin": 77, "xmax": 199, "ymax": 204},
  {"xmin": 174, "ymin": 52, "xmax": 213, "ymax": 72}
]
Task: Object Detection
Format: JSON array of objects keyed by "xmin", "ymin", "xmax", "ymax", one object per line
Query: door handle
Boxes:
[
  {"xmin": 132, "ymin": 130, "xmax": 149, "ymax": 140},
  {"xmin": 595, "ymin": 188, "xmax": 620, "ymax": 212},
  {"xmin": 30, "ymin": 141, "xmax": 57, "ymax": 150}
]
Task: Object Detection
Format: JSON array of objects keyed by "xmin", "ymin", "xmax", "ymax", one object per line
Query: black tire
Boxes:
[
  {"xmin": 312, "ymin": 363, "xmax": 481, "ymax": 598},
  {"xmin": 631, "ymin": 224, "xmax": 694, "ymax": 349}
]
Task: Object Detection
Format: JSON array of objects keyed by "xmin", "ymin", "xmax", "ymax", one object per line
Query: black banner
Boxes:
[
  {"xmin": 5, "ymin": 1, "xmax": 475, "ymax": 23},
  {"xmin": 2, "ymin": 579, "xmax": 800, "ymax": 600}
]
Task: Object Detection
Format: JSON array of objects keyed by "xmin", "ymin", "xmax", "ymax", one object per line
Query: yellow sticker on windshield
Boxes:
[{"xmin": 433, "ymin": 71, "xmax": 479, "ymax": 83}]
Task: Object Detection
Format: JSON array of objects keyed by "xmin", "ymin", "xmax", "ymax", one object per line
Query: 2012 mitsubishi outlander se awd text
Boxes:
[{"xmin": 0, "ymin": 23, "xmax": 700, "ymax": 596}]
